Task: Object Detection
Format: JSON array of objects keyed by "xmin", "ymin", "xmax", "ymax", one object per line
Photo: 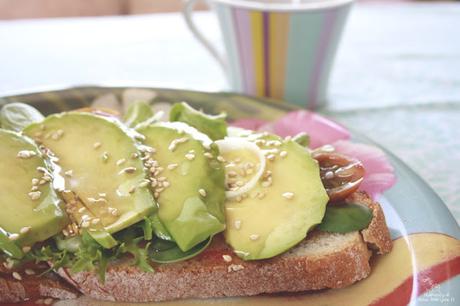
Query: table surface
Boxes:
[{"xmin": 0, "ymin": 2, "xmax": 459, "ymax": 223}]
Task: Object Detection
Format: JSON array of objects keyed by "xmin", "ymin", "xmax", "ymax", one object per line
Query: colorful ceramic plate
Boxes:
[{"xmin": 1, "ymin": 87, "xmax": 459, "ymax": 306}]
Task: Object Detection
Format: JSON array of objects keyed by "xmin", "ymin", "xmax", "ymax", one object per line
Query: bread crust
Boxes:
[
  {"xmin": 0, "ymin": 263, "xmax": 79, "ymax": 303},
  {"xmin": 56, "ymin": 192, "xmax": 392, "ymax": 302}
]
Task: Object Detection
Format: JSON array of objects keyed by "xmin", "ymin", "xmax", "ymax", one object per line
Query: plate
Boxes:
[{"xmin": 1, "ymin": 86, "xmax": 459, "ymax": 306}]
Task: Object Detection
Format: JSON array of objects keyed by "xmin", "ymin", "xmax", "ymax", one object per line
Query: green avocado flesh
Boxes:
[
  {"xmin": 138, "ymin": 122, "xmax": 226, "ymax": 252},
  {"xmin": 0, "ymin": 129, "xmax": 68, "ymax": 255},
  {"xmin": 23, "ymin": 113, "xmax": 156, "ymax": 237},
  {"xmin": 224, "ymin": 136, "xmax": 329, "ymax": 260}
]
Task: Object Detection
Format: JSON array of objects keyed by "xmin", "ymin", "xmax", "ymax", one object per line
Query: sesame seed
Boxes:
[
  {"xmin": 44, "ymin": 298, "xmax": 53, "ymax": 305},
  {"xmin": 39, "ymin": 179, "xmax": 46, "ymax": 185},
  {"xmin": 12, "ymin": 272, "xmax": 22, "ymax": 281},
  {"xmin": 320, "ymin": 144, "xmax": 335, "ymax": 152},
  {"xmin": 121, "ymin": 167, "xmax": 137, "ymax": 174},
  {"xmin": 31, "ymin": 178, "xmax": 39, "ymax": 185},
  {"xmin": 98, "ymin": 193, "xmax": 106, "ymax": 198},
  {"xmin": 36, "ymin": 166, "xmax": 47, "ymax": 173},
  {"xmin": 91, "ymin": 218, "xmax": 100, "ymax": 225},
  {"xmin": 280, "ymin": 151, "xmax": 288, "ymax": 158},
  {"xmin": 204, "ymin": 152, "xmax": 213, "ymax": 159},
  {"xmin": 93, "ymin": 142, "xmax": 102, "ymax": 149},
  {"xmin": 128, "ymin": 186, "xmax": 136, "ymax": 194},
  {"xmin": 227, "ymin": 264, "xmax": 244, "ymax": 273},
  {"xmin": 109, "ymin": 208, "xmax": 119, "ymax": 216},
  {"xmin": 282, "ymin": 192, "xmax": 294, "ymax": 200},
  {"xmin": 101, "ymin": 152, "xmax": 110, "ymax": 162},
  {"xmin": 22, "ymin": 246, "xmax": 31, "ymax": 253},
  {"xmin": 236, "ymin": 196, "xmax": 242, "ymax": 202},
  {"xmin": 167, "ymin": 163, "xmax": 178, "ymax": 170},
  {"xmin": 235, "ymin": 180, "xmax": 244, "ymax": 187},
  {"xmin": 131, "ymin": 152, "xmax": 139, "ymax": 159},
  {"xmin": 154, "ymin": 192, "xmax": 160, "ymax": 198},
  {"xmin": 28, "ymin": 191, "xmax": 41, "ymax": 201},
  {"xmin": 42, "ymin": 175, "xmax": 51, "ymax": 182},
  {"xmin": 261, "ymin": 180, "xmax": 272, "ymax": 188},
  {"xmin": 198, "ymin": 189, "xmax": 207, "ymax": 197},
  {"xmin": 64, "ymin": 170, "xmax": 73, "ymax": 177},
  {"xmin": 222, "ymin": 255, "xmax": 232, "ymax": 262},
  {"xmin": 217, "ymin": 156, "xmax": 225, "ymax": 163},
  {"xmin": 324, "ymin": 171, "xmax": 334, "ymax": 179},
  {"xmin": 25, "ymin": 268, "xmax": 35, "ymax": 275},
  {"xmin": 257, "ymin": 192, "xmax": 266, "ymax": 199},
  {"xmin": 185, "ymin": 153, "xmax": 195, "ymax": 161},
  {"xmin": 78, "ymin": 207, "xmax": 86, "ymax": 213},
  {"xmin": 17, "ymin": 150, "xmax": 37, "ymax": 159},
  {"xmin": 249, "ymin": 234, "xmax": 260, "ymax": 241},
  {"xmin": 158, "ymin": 176, "xmax": 167, "ymax": 182},
  {"xmin": 227, "ymin": 171, "xmax": 237, "ymax": 178},
  {"xmin": 31, "ymin": 186, "xmax": 39, "ymax": 191},
  {"xmin": 20, "ymin": 226, "xmax": 31, "ymax": 234},
  {"xmin": 151, "ymin": 178, "xmax": 158, "ymax": 187},
  {"xmin": 266, "ymin": 154, "xmax": 276, "ymax": 161},
  {"xmin": 3, "ymin": 260, "xmax": 13, "ymax": 270},
  {"xmin": 162, "ymin": 181, "xmax": 170, "ymax": 188},
  {"xmin": 116, "ymin": 158, "xmax": 126, "ymax": 166}
]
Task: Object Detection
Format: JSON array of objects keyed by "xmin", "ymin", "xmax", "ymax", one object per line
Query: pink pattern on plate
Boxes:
[
  {"xmin": 232, "ymin": 110, "xmax": 350, "ymax": 148},
  {"xmin": 332, "ymin": 140, "xmax": 397, "ymax": 198}
]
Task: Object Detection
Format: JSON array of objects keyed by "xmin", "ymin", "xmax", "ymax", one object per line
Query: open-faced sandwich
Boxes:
[{"xmin": 0, "ymin": 100, "xmax": 393, "ymax": 304}]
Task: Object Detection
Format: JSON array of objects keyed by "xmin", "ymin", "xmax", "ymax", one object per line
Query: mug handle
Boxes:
[{"xmin": 182, "ymin": 0, "xmax": 228, "ymax": 75}]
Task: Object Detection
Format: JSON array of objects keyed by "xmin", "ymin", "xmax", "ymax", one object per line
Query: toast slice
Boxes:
[{"xmin": 56, "ymin": 191, "xmax": 392, "ymax": 303}]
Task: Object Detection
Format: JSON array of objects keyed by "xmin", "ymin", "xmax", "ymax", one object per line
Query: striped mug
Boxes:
[{"xmin": 183, "ymin": 0, "xmax": 353, "ymax": 109}]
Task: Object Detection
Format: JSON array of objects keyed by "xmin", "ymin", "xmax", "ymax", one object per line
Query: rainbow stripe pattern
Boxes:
[{"xmin": 213, "ymin": 3, "xmax": 352, "ymax": 109}]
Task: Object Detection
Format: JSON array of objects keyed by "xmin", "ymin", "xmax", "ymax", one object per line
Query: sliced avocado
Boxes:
[
  {"xmin": 23, "ymin": 113, "xmax": 156, "ymax": 238},
  {"xmin": 224, "ymin": 136, "xmax": 329, "ymax": 260},
  {"xmin": 0, "ymin": 129, "xmax": 68, "ymax": 257},
  {"xmin": 169, "ymin": 102, "xmax": 227, "ymax": 140},
  {"xmin": 138, "ymin": 122, "xmax": 225, "ymax": 251}
]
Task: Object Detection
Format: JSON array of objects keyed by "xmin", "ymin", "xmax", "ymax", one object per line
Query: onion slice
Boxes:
[{"xmin": 215, "ymin": 137, "xmax": 266, "ymax": 199}]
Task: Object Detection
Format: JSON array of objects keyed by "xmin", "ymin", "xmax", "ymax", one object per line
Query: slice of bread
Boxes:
[{"xmin": 56, "ymin": 191, "xmax": 392, "ymax": 303}]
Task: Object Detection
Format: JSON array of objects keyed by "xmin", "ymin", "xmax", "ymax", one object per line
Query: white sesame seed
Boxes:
[
  {"xmin": 128, "ymin": 186, "xmax": 136, "ymax": 194},
  {"xmin": 217, "ymin": 156, "xmax": 225, "ymax": 163},
  {"xmin": 3, "ymin": 260, "xmax": 13, "ymax": 270},
  {"xmin": 249, "ymin": 234, "xmax": 260, "ymax": 241},
  {"xmin": 227, "ymin": 264, "xmax": 244, "ymax": 272},
  {"xmin": 31, "ymin": 186, "xmax": 39, "ymax": 191},
  {"xmin": 167, "ymin": 163, "xmax": 178, "ymax": 170},
  {"xmin": 28, "ymin": 191, "xmax": 41, "ymax": 201},
  {"xmin": 116, "ymin": 158, "xmax": 126, "ymax": 166},
  {"xmin": 20, "ymin": 226, "xmax": 31, "ymax": 234},
  {"xmin": 64, "ymin": 169, "xmax": 73, "ymax": 177},
  {"xmin": 44, "ymin": 298, "xmax": 53, "ymax": 305},
  {"xmin": 280, "ymin": 151, "xmax": 288, "ymax": 158},
  {"xmin": 282, "ymin": 192, "xmax": 294, "ymax": 200},
  {"xmin": 31, "ymin": 178, "xmax": 39, "ymax": 185},
  {"xmin": 162, "ymin": 181, "xmax": 170, "ymax": 188},
  {"xmin": 22, "ymin": 246, "xmax": 31, "ymax": 253},
  {"xmin": 198, "ymin": 189, "xmax": 207, "ymax": 197},
  {"xmin": 8, "ymin": 233, "xmax": 19, "ymax": 241},
  {"xmin": 17, "ymin": 150, "xmax": 37, "ymax": 159},
  {"xmin": 266, "ymin": 154, "xmax": 276, "ymax": 161},
  {"xmin": 168, "ymin": 137, "xmax": 189, "ymax": 151},
  {"xmin": 101, "ymin": 151, "xmax": 110, "ymax": 162},
  {"xmin": 157, "ymin": 176, "xmax": 167, "ymax": 182},
  {"xmin": 227, "ymin": 171, "xmax": 237, "ymax": 178},
  {"xmin": 235, "ymin": 180, "xmax": 244, "ymax": 187},
  {"xmin": 93, "ymin": 142, "xmax": 102, "ymax": 149},
  {"xmin": 91, "ymin": 218, "xmax": 100, "ymax": 225},
  {"xmin": 324, "ymin": 171, "xmax": 334, "ymax": 179},
  {"xmin": 257, "ymin": 192, "xmax": 266, "ymax": 199},
  {"xmin": 12, "ymin": 272, "xmax": 22, "ymax": 281},
  {"xmin": 98, "ymin": 193, "xmax": 106, "ymax": 198},
  {"xmin": 131, "ymin": 152, "xmax": 139, "ymax": 159},
  {"xmin": 78, "ymin": 207, "xmax": 86, "ymax": 213},
  {"xmin": 36, "ymin": 166, "xmax": 47, "ymax": 173},
  {"xmin": 185, "ymin": 153, "xmax": 195, "ymax": 161},
  {"xmin": 25, "ymin": 268, "xmax": 35, "ymax": 275},
  {"xmin": 121, "ymin": 167, "xmax": 136, "ymax": 174},
  {"xmin": 261, "ymin": 181, "xmax": 271, "ymax": 188},
  {"xmin": 222, "ymin": 255, "xmax": 232, "ymax": 262},
  {"xmin": 204, "ymin": 152, "xmax": 213, "ymax": 159},
  {"xmin": 151, "ymin": 178, "xmax": 158, "ymax": 188}
]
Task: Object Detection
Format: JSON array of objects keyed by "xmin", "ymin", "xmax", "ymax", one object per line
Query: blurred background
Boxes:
[{"xmin": 0, "ymin": 0, "xmax": 207, "ymax": 19}]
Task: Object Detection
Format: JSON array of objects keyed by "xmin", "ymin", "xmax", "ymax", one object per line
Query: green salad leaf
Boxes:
[
  {"xmin": 169, "ymin": 102, "xmax": 227, "ymax": 140},
  {"xmin": 150, "ymin": 236, "xmax": 211, "ymax": 264},
  {"xmin": 0, "ymin": 228, "xmax": 24, "ymax": 259},
  {"xmin": 123, "ymin": 101, "xmax": 154, "ymax": 128},
  {"xmin": 0, "ymin": 102, "xmax": 44, "ymax": 132},
  {"xmin": 318, "ymin": 203, "xmax": 373, "ymax": 233}
]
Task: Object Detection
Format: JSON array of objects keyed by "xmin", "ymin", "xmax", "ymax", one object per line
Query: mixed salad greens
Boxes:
[{"xmin": 0, "ymin": 100, "xmax": 374, "ymax": 280}]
